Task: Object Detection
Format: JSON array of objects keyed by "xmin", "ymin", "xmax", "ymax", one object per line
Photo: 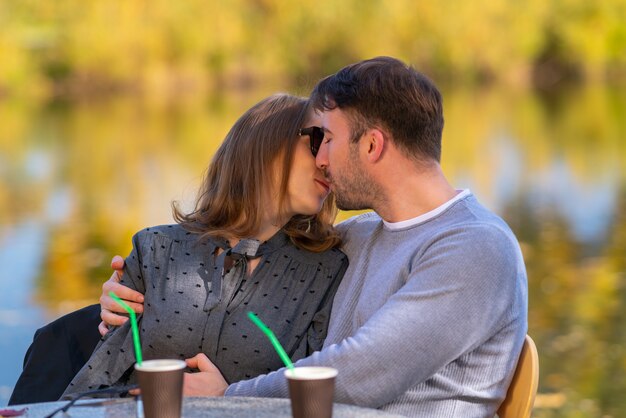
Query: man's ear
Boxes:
[{"xmin": 362, "ymin": 128, "xmax": 385, "ymax": 163}]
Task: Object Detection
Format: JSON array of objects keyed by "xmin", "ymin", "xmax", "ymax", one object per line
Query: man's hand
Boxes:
[
  {"xmin": 183, "ymin": 354, "xmax": 228, "ymax": 397},
  {"xmin": 98, "ymin": 255, "xmax": 145, "ymax": 336}
]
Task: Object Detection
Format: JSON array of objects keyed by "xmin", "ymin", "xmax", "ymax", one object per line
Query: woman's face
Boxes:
[{"xmin": 283, "ymin": 111, "xmax": 331, "ymax": 217}]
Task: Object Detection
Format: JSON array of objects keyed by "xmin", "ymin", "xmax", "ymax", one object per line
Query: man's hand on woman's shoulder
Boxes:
[{"xmin": 98, "ymin": 255, "xmax": 145, "ymax": 336}]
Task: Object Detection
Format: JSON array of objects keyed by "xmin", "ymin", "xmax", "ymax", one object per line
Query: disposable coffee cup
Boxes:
[
  {"xmin": 135, "ymin": 359, "xmax": 186, "ymax": 418},
  {"xmin": 285, "ymin": 367, "xmax": 338, "ymax": 418}
]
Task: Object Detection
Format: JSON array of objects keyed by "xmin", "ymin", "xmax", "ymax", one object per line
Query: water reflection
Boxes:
[{"xmin": 0, "ymin": 85, "xmax": 624, "ymax": 416}]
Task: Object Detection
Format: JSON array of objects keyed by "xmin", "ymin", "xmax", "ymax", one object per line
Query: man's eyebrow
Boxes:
[{"xmin": 322, "ymin": 126, "xmax": 333, "ymax": 135}]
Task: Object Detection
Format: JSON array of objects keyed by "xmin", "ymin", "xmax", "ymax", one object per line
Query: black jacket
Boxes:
[{"xmin": 9, "ymin": 304, "xmax": 101, "ymax": 405}]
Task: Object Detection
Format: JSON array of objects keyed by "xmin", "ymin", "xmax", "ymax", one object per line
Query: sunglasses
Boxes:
[{"xmin": 299, "ymin": 126, "xmax": 324, "ymax": 157}]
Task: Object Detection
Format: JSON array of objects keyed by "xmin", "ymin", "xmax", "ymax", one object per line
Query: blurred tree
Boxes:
[{"xmin": 1, "ymin": 0, "xmax": 625, "ymax": 98}]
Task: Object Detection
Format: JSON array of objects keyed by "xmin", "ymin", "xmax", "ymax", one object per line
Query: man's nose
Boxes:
[{"xmin": 315, "ymin": 141, "xmax": 328, "ymax": 169}]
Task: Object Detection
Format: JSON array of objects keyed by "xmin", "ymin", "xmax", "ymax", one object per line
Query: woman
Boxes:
[{"xmin": 62, "ymin": 94, "xmax": 348, "ymax": 396}]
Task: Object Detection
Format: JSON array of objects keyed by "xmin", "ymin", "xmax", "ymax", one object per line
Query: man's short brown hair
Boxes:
[{"xmin": 311, "ymin": 56, "xmax": 444, "ymax": 163}]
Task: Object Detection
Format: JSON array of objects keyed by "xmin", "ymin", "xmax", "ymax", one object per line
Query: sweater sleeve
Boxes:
[{"xmin": 225, "ymin": 224, "xmax": 524, "ymax": 407}]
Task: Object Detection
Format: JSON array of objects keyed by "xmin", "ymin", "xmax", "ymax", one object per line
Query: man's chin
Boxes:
[{"xmin": 336, "ymin": 199, "xmax": 370, "ymax": 212}]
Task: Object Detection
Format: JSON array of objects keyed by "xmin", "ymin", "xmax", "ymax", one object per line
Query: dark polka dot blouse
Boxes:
[{"xmin": 64, "ymin": 224, "xmax": 347, "ymax": 396}]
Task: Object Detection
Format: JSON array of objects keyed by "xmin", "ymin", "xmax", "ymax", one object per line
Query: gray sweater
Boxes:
[{"xmin": 226, "ymin": 193, "xmax": 528, "ymax": 417}]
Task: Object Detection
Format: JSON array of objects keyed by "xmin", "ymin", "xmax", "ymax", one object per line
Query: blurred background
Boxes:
[{"xmin": 0, "ymin": 0, "xmax": 625, "ymax": 415}]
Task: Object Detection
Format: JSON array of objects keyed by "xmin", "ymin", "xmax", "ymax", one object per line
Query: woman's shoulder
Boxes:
[
  {"xmin": 132, "ymin": 224, "xmax": 208, "ymax": 253},
  {"xmin": 134, "ymin": 224, "xmax": 197, "ymax": 242},
  {"xmin": 129, "ymin": 224, "xmax": 215, "ymax": 264}
]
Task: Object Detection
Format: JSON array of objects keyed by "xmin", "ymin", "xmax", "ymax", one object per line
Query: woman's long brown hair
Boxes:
[{"xmin": 173, "ymin": 93, "xmax": 341, "ymax": 252}]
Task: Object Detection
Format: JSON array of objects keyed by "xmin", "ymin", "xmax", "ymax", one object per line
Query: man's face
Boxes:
[{"xmin": 316, "ymin": 108, "xmax": 372, "ymax": 211}]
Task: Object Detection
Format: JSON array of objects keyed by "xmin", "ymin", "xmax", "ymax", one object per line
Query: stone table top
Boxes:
[{"xmin": 9, "ymin": 396, "xmax": 405, "ymax": 417}]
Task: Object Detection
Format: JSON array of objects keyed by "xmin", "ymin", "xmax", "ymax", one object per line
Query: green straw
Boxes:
[
  {"xmin": 109, "ymin": 291, "xmax": 143, "ymax": 366},
  {"xmin": 247, "ymin": 311, "xmax": 294, "ymax": 371}
]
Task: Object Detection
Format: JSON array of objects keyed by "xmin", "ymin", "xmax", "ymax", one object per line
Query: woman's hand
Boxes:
[
  {"xmin": 184, "ymin": 354, "xmax": 228, "ymax": 396},
  {"xmin": 98, "ymin": 255, "xmax": 145, "ymax": 336}
]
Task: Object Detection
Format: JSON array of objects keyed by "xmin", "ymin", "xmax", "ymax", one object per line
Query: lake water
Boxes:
[{"xmin": 0, "ymin": 85, "xmax": 624, "ymax": 416}]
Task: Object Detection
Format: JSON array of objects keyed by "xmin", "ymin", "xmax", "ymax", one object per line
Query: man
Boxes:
[{"xmin": 101, "ymin": 56, "xmax": 528, "ymax": 417}]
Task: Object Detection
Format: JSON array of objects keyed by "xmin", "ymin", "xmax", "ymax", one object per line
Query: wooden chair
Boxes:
[{"xmin": 497, "ymin": 335, "xmax": 539, "ymax": 418}]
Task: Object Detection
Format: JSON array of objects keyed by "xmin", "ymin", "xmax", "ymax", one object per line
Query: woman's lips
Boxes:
[{"xmin": 315, "ymin": 178, "xmax": 330, "ymax": 193}]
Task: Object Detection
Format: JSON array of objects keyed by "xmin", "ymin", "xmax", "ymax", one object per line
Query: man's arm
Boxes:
[
  {"xmin": 225, "ymin": 225, "xmax": 526, "ymax": 408},
  {"xmin": 98, "ymin": 257, "xmax": 145, "ymax": 336}
]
